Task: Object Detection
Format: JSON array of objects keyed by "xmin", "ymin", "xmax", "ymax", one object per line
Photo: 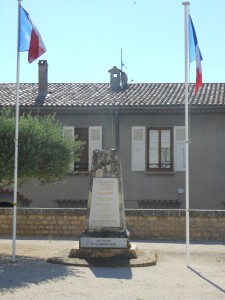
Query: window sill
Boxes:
[{"xmin": 144, "ymin": 171, "xmax": 175, "ymax": 175}]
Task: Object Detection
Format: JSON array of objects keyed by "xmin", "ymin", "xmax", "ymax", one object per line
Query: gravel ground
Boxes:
[{"xmin": 0, "ymin": 237, "xmax": 225, "ymax": 300}]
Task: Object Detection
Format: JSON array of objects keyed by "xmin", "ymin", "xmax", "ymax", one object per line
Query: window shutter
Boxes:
[
  {"xmin": 89, "ymin": 126, "xmax": 102, "ymax": 171},
  {"xmin": 63, "ymin": 126, "xmax": 75, "ymax": 172},
  {"xmin": 174, "ymin": 126, "xmax": 185, "ymax": 171},
  {"xmin": 63, "ymin": 126, "xmax": 74, "ymax": 138},
  {"xmin": 131, "ymin": 126, "xmax": 146, "ymax": 171}
]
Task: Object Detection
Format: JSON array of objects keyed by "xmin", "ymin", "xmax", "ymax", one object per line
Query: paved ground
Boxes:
[{"xmin": 0, "ymin": 237, "xmax": 225, "ymax": 300}]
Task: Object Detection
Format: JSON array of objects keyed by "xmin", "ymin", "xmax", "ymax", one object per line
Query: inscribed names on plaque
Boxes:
[{"xmin": 89, "ymin": 178, "xmax": 120, "ymax": 228}]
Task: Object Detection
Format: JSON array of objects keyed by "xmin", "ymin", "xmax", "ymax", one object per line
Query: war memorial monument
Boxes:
[{"xmin": 48, "ymin": 149, "xmax": 156, "ymax": 267}]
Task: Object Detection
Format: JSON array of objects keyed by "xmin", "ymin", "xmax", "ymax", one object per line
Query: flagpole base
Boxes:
[{"xmin": 10, "ymin": 260, "xmax": 18, "ymax": 264}]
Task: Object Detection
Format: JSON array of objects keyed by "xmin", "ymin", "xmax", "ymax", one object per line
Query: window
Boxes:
[
  {"xmin": 147, "ymin": 128, "xmax": 173, "ymax": 171},
  {"xmin": 131, "ymin": 126, "xmax": 185, "ymax": 172},
  {"xmin": 75, "ymin": 128, "xmax": 88, "ymax": 171},
  {"xmin": 63, "ymin": 126, "xmax": 102, "ymax": 172}
]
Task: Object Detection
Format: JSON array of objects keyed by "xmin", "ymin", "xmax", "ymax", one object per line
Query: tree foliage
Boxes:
[{"xmin": 0, "ymin": 108, "xmax": 84, "ymax": 188}]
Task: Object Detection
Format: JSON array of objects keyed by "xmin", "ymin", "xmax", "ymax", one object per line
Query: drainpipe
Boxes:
[{"xmin": 115, "ymin": 110, "xmax": 120, "ymax": 149}]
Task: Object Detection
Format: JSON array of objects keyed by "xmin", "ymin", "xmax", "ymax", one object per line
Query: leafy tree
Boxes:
[{"xmin": 0, "ymin": 108, "xmax": 84, "ymax": 188}]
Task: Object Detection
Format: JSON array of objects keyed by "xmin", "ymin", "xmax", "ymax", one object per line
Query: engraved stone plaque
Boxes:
[
  {"xmin": 89, "ymin": 178, "xmax": 120, "ymax": 228},
  {"xmin": 79, "ymin": 237, "xmax": 128, "ymax": 248}
]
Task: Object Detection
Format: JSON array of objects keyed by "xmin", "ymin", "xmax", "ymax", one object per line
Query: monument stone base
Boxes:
[{"xmin": 69, "ymin": 243, "xmax": 138, "ymax": 259}]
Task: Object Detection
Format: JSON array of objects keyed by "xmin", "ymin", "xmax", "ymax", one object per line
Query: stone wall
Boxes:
[{"xmin": 0, "ymin": 208, "xmax": 225, "ymax": 241}]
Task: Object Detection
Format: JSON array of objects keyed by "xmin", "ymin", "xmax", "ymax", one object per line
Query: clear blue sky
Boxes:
[{"xmin": 1, "ymin": 0, "xmax": 225, "ymax": 84}]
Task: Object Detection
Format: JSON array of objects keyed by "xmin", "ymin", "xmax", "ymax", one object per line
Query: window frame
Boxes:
[{"xmin": 146, "ymin": 127, "xmax": 173, "ymax": 172}]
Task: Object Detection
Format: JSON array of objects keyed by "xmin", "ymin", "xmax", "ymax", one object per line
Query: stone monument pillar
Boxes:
[{"xmin": 79, "ymin": 149, "xmax": 130, "ymax": 249}]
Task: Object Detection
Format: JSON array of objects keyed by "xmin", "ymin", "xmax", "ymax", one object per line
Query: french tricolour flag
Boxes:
[
  {"xmin": 19, "ymin": 5, "xmax": 46, "ymax": 63},
  {"xmin": 189, "ymin": 16, "xmax": 203, "ymax": 93}
]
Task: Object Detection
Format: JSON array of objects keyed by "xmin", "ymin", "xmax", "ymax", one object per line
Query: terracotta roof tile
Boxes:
[{"xmin": 1, "ymin": 83, "xmax": 225, "ymax": 109}]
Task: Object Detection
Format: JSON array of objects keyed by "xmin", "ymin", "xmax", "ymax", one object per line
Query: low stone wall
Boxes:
[{"xmin": 0, "ymin": 208, "xmax": 225, "ymax": 241}]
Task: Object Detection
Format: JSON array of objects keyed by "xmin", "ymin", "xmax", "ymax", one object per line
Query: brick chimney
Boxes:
[
  {"xmin": 36, "ymin": 60, "xmax": 48, "ymax": 104},
  {"xmin": 38, "ymin": 60, "xmax": 48, "ymax": 92}
]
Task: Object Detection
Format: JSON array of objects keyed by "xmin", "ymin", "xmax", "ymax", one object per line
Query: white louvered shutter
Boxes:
[
  {"xmin": 131, "ymin": 126, "xmax": 146, "ymax": 171},
  {"xmin": 63, "ymin": 126, "xmax": 75, "ymax": 172},
  {"xmin": 174, "ymin": 126, "xmax": 185, "ymax": 171},
  {"xmin": 89, "ymin": 126, "xmax": 102, "ymax": 171}
]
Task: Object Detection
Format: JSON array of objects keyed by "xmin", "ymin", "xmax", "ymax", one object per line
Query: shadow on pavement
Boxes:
[
  {"xmin": 188, "ymin": 266, "xmax": 225, "ymax": 294},
  {"xmin": 0, "ymin": 254, "xmax": 84, "ymax": 293},
  {"xmin": 90, "ymin": 265, "xmax": 133, "ymax": 279}
]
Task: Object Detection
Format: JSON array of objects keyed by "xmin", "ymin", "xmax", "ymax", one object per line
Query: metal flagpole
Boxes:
[
  {"xmin": 12, "ymin": 0, "xmax": 21, "ymax": 263},
  {"xmin": 182, "ymin": 1, "xmax": 190, "ymax": 267}
]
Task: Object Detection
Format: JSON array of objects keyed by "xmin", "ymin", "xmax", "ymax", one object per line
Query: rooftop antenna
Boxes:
[
  {"xmin": 120, "ymin": 48, "xmax": 128, "ymax": 87},
  {"xmin": 121, "ymin": 48, "xmax": 127, "ymax": 72},
  {"xmin": 121, "ymin": 48, "xmax": 123, "ymax": 74},
  {"xmin": 120, "ymin": 48, "xmax": 123, "ymax": 87}
]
